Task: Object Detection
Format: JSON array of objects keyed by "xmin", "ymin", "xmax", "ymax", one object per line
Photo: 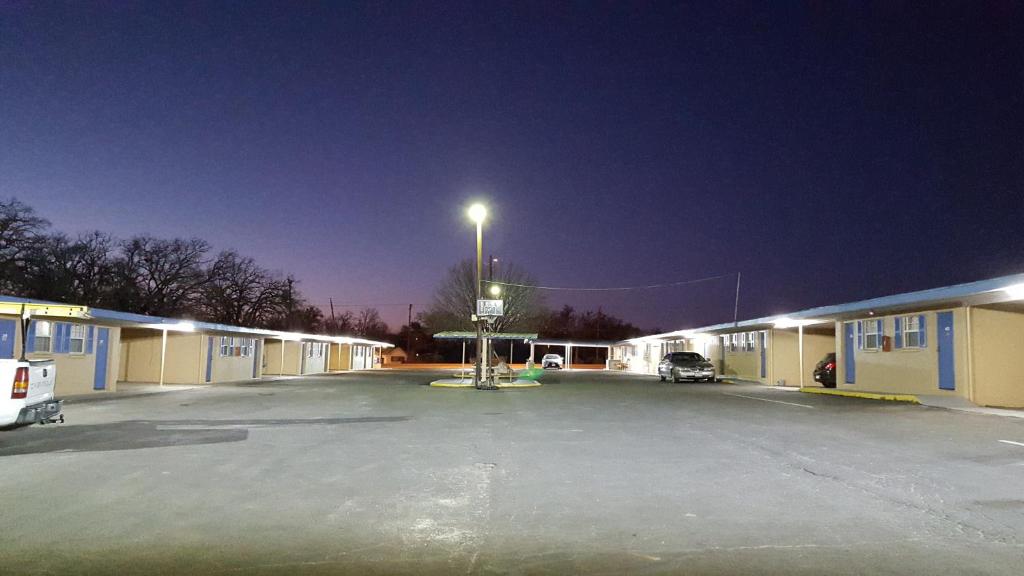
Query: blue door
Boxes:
[
  {"xmin": 93, "ymin": 328, "xmax": 109, "ymax": 390},
  {"xmin": 0, "ymin": 319, "xmax": 15, "ymax": 359},
  {"xmin": 759, "ymin": 331, "xmax": 767, "ymax": 378},
  {"xmin": 937, "ymin": 311, "xmax": 955, "ymax": 390},
  {"xmin": 205, "ymin": 337, "xmax": 214, "ymax": 383},
  {"xmin": 843, "ymin": 322, "xmax": 856, "ymax": 384}
]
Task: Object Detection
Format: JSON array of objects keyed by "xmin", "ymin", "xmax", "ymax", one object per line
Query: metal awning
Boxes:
[
  {"xmin": 532, "ymin": 339, "xmax": 616, "ymax": 348},
  {"xmin": 433, "ymin": 331, "xmax": 538, "ymax": 341}
]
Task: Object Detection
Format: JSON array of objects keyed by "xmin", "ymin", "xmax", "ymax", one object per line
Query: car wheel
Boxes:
[
  {"xmin": 659, "ymin": 375, "xmax": 666, "ymax": 382},
  {"xmin": 823, "ymin": 381, "xmax": 837, "ymax": 389}
]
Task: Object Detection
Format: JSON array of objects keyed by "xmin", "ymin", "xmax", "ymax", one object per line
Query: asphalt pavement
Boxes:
[{"xmin": 1, "ymin": 369, "xmax": 1023, "ymax": 575}]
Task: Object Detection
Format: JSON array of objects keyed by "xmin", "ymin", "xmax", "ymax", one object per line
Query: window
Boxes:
[
  {"xmin": 33, "ymin": 321, "xmax": 52, "ymax": 352},
  {"xmin": 69, "ymin": 324, "xmax": 86, "ymax": 354},
  {"xmin": 898, "ymin": 315, "xmax": 926, "ymax": 348},
  {"xmin": 862, "ymin": 319, "xmax": 882, "ymax": 350},
  {"xmin": 221, "ymin": 337, "xmax": 253, "ymax": 357},
  {"xmin": 730, "ymin": 334, "xmax": 739, "ymax": 352},
  {"xmin": 746, "ymin": 332, "xmax": 757, "ymax": 352}
]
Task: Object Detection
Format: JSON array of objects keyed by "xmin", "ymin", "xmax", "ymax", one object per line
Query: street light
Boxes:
[
  {"xmin": 489, "ymin": 284, "xmax": 501, "ymax": 296},
  {"xmin": 468, "ymin": 203, "xmax": 487, "ymax": 224},
  {"xmin": 468, "ymin": 203, "xmax": 489, "ymax": 388}
]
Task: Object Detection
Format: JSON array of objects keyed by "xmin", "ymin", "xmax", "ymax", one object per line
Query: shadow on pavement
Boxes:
[{"xmin": 0, "ymin": 416, "xmax": 409, "ymax": 457}]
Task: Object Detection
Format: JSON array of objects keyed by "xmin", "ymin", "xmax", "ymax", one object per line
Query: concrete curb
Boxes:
[
  {"xmin": 429, "ymin": 380, "xmax": 542, "ymax": 389},
  {"xmin": 800, "ymin": 387, "xmax": 920, "ymax": 404},
  {"xmin": 63, "ymin": 385, "xmax": 209, "ymax": 405}
]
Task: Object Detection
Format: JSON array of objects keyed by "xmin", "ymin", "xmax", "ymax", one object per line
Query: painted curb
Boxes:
[
  {"xmin": 800, "ymin": 387, "xmax": 920, "ymax": 404},
  {"xmin": 428, "ymin": 381, "xmax": 542, "ymax": 389}
]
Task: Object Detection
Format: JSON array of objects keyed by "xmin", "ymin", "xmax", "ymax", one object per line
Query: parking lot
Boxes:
[{"xmin": 2, "ymin": 369, "xmax": 1024, "ymax": 575}]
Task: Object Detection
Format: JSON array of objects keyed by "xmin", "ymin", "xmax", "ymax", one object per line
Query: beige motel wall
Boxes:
[
  {"xmin": 716, "ymin": 329, "xmax": 834, "ymax": 386},
  {"xmin": 4, "ymin": 315, "xmax": 122, "ymax": 396},
  {"xmin": 263, "ymin": 340, "xmax": 329, "ymax": 375},
  {"xmin": 834, "ymin": 308, "xmax": 968, "ymax": 399},
  {"xmin": 769, "ymin": 329, "xmax": 834, "ymax": 388},
  {"xmin": 118, "ymin": 329, "xmax": 262, "ymax": 384},
  {"xmin": 329, "ymin": 343, "xmax": 352, "ymax": 371},
  {"xmin": 264, "ymin": 340, "xmax": 301, "ymax": 375},
  {"xmin": 967, "ymin": 306, "xmax": 1024, "ymax": 408}
]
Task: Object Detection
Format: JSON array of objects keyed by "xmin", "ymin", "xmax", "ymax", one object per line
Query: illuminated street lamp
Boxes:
[
  {"xmin": 488, "ymin": 284, "xmax": 501, "ymax": 297},
  {"xmin": 467, "ymin": 203, "xmax": 491, "ymax": 388}
]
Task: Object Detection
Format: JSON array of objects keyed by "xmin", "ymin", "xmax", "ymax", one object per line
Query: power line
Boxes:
[{"xmin": 491, "ymin": 272, "xmax": 737, "ymax": 292}]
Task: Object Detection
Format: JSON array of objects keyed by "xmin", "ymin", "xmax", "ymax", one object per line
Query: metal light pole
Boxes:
[{"xmin": 468, "ymin": 203, "xmax": 488, "ymax": 388}]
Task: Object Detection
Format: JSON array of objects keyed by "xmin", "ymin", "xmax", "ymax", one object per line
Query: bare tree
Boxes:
[
  {"xmin": 111, "ymin": 236, "xmax": 211, "ymax": 317},
  {"xmin": 420, "ymin": 259, "xmax": 546, "ymax": 333},
  {"xmin": 199, "ymin": 250, "xmax": 292, "ymax": 326},
  {"xmin": 354, "ymin": 307, "xmax": 389, "ymax": 340},
  {"xmin": 21, "ymin": 231, "xmax": 116, "ymax": 305},
  {"xmin": 0, "ymin": 198, "xmax": 49, "ymax": 293},
  {"xmin": 323, "ymin": 310, "xmax": 355, "ymax": 335}
]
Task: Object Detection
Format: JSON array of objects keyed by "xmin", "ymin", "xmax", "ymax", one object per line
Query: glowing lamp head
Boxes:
[
  {"xmin": 489, "ymin": 284, "xmax": 501, "ymax": 297},
  {"xmin": 468, "ymin": 203, "xmax": 487, "ymax": 224}
]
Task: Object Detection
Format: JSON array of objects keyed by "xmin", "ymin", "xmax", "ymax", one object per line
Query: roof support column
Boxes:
[
  {"xmin": 280, "ymin": 339, "xmax": 285, "ymax": 376},
  {"xmin": 798, "ymin": 325, "xmax": 805, "ymax": 389},
  {"xmin": 159, "ymin": 328, "xmax": 168, "ymax": 387}
]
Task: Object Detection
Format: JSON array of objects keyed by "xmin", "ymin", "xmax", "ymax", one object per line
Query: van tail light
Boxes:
[
  {"xmin": 12, "ymin": 367, "xmax": 29, "ymax": 399},
  {"xmin": 824, "ymin": 362, "xmax": 836, "ymax": 371}
]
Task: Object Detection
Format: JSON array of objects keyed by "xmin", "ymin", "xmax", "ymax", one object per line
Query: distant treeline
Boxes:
[{"xmin": 0, "ymin": 197, "xmax": 386, "ymax": 337}]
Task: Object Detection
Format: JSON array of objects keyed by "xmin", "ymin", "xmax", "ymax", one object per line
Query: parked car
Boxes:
[
  {"xmin": 813, "ymin": 353, "xmax": 837, "ymax": 388},
  {"xmin": 658, "ymin": 352, "xmax": 716, "ymax": 383},
  {"xmin": 541, "ymin": 353, "xmax": 564, "ymax": 369}
]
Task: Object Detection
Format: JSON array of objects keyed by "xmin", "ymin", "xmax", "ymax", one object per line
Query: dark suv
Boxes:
[{"xmin": 813, "ymin": 353, "xmax": 837, "ymax": 388}]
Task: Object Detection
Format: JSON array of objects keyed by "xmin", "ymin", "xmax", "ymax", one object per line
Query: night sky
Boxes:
[{"xmin": 2, "ymin": 2, "xmax": 1022, "ymax": 331}]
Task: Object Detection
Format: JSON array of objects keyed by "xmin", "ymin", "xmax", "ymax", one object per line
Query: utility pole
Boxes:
[
  {"xmin": 406, "ymin": 303, "xmax": 413, "ymax": 356},
  {"xmin": 329, "ymin": 298, "xmax": 336, "ymax": 323},
  {"xmin": 489, "ymin": 255, "xmax": 496, "ymax": 282},
  {"xmin": 733, "ymin": 272, "xmax": 742, "ymax": 327}
]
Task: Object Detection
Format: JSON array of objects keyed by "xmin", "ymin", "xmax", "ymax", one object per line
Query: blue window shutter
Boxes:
[
  {"xmin": 857, "ymin": 321, "xmax": 863, "ymax": 349},
  {"xmin": 60, "ymin": 323, "xmax": 72, "ymax": 354},
  {"xmin": 54, "ymin": 323, "xmax": 64, "ymax": 353},
  {"xmin": 26, "ymin": 321, "xmax": 36, "ymax": 353},
  {"xmin": 919, "ymin": 314, "xmax": 927, "ymax": 348},
  {"xmin": 86, "ymin": 326, "xmax": 95, "ymax": 354},
  {"xmin": 894, "ymin": 317, "xmax": 903, "ymax": 348}
]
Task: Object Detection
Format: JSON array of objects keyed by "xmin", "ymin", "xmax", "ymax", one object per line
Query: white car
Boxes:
[{"xmin": 541, "ymin": 354, "xmax": 564, "ymax": 369}]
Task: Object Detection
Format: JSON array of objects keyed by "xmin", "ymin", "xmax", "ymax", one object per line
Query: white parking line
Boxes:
[
  {"xmin": 998, "ymin": 440, "xmax": 1024, "ymax": 448},
  {"xmin": 722, "ymin": 392, "xmax": 815, "ymax": 409}
]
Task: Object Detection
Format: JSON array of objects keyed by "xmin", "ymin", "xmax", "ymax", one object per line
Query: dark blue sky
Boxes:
[{"xmin": 2, "ymin": 2, "xmax": 1022, "ymax": 331}]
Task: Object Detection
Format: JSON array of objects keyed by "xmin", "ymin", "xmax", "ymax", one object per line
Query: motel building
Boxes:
[
  {"xmin": 0, "ymin": 295, "xmax": 391, "ymax": 397},
  {"xmin": 612, "ymin": 273, "xmax": 1024, "ymax": 408}
]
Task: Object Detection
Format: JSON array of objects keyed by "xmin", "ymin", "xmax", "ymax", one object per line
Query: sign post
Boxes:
[{"xmin": 476, "ymin": 299, "xmax": 504, "ymax": 389}]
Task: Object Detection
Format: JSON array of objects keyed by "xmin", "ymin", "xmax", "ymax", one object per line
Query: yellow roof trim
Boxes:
[{"xmin": 0, "ymin": 301, "xmax": 91, "ymax": 319}]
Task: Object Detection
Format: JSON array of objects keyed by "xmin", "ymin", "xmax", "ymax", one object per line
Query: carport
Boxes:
[
  {"xmin": 529, "ymin": 339, "xmax": 616, "ymax": 369},
  {"xmin": 432, "ymin": 331, "xmax": 539, "ymax": 372}
]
